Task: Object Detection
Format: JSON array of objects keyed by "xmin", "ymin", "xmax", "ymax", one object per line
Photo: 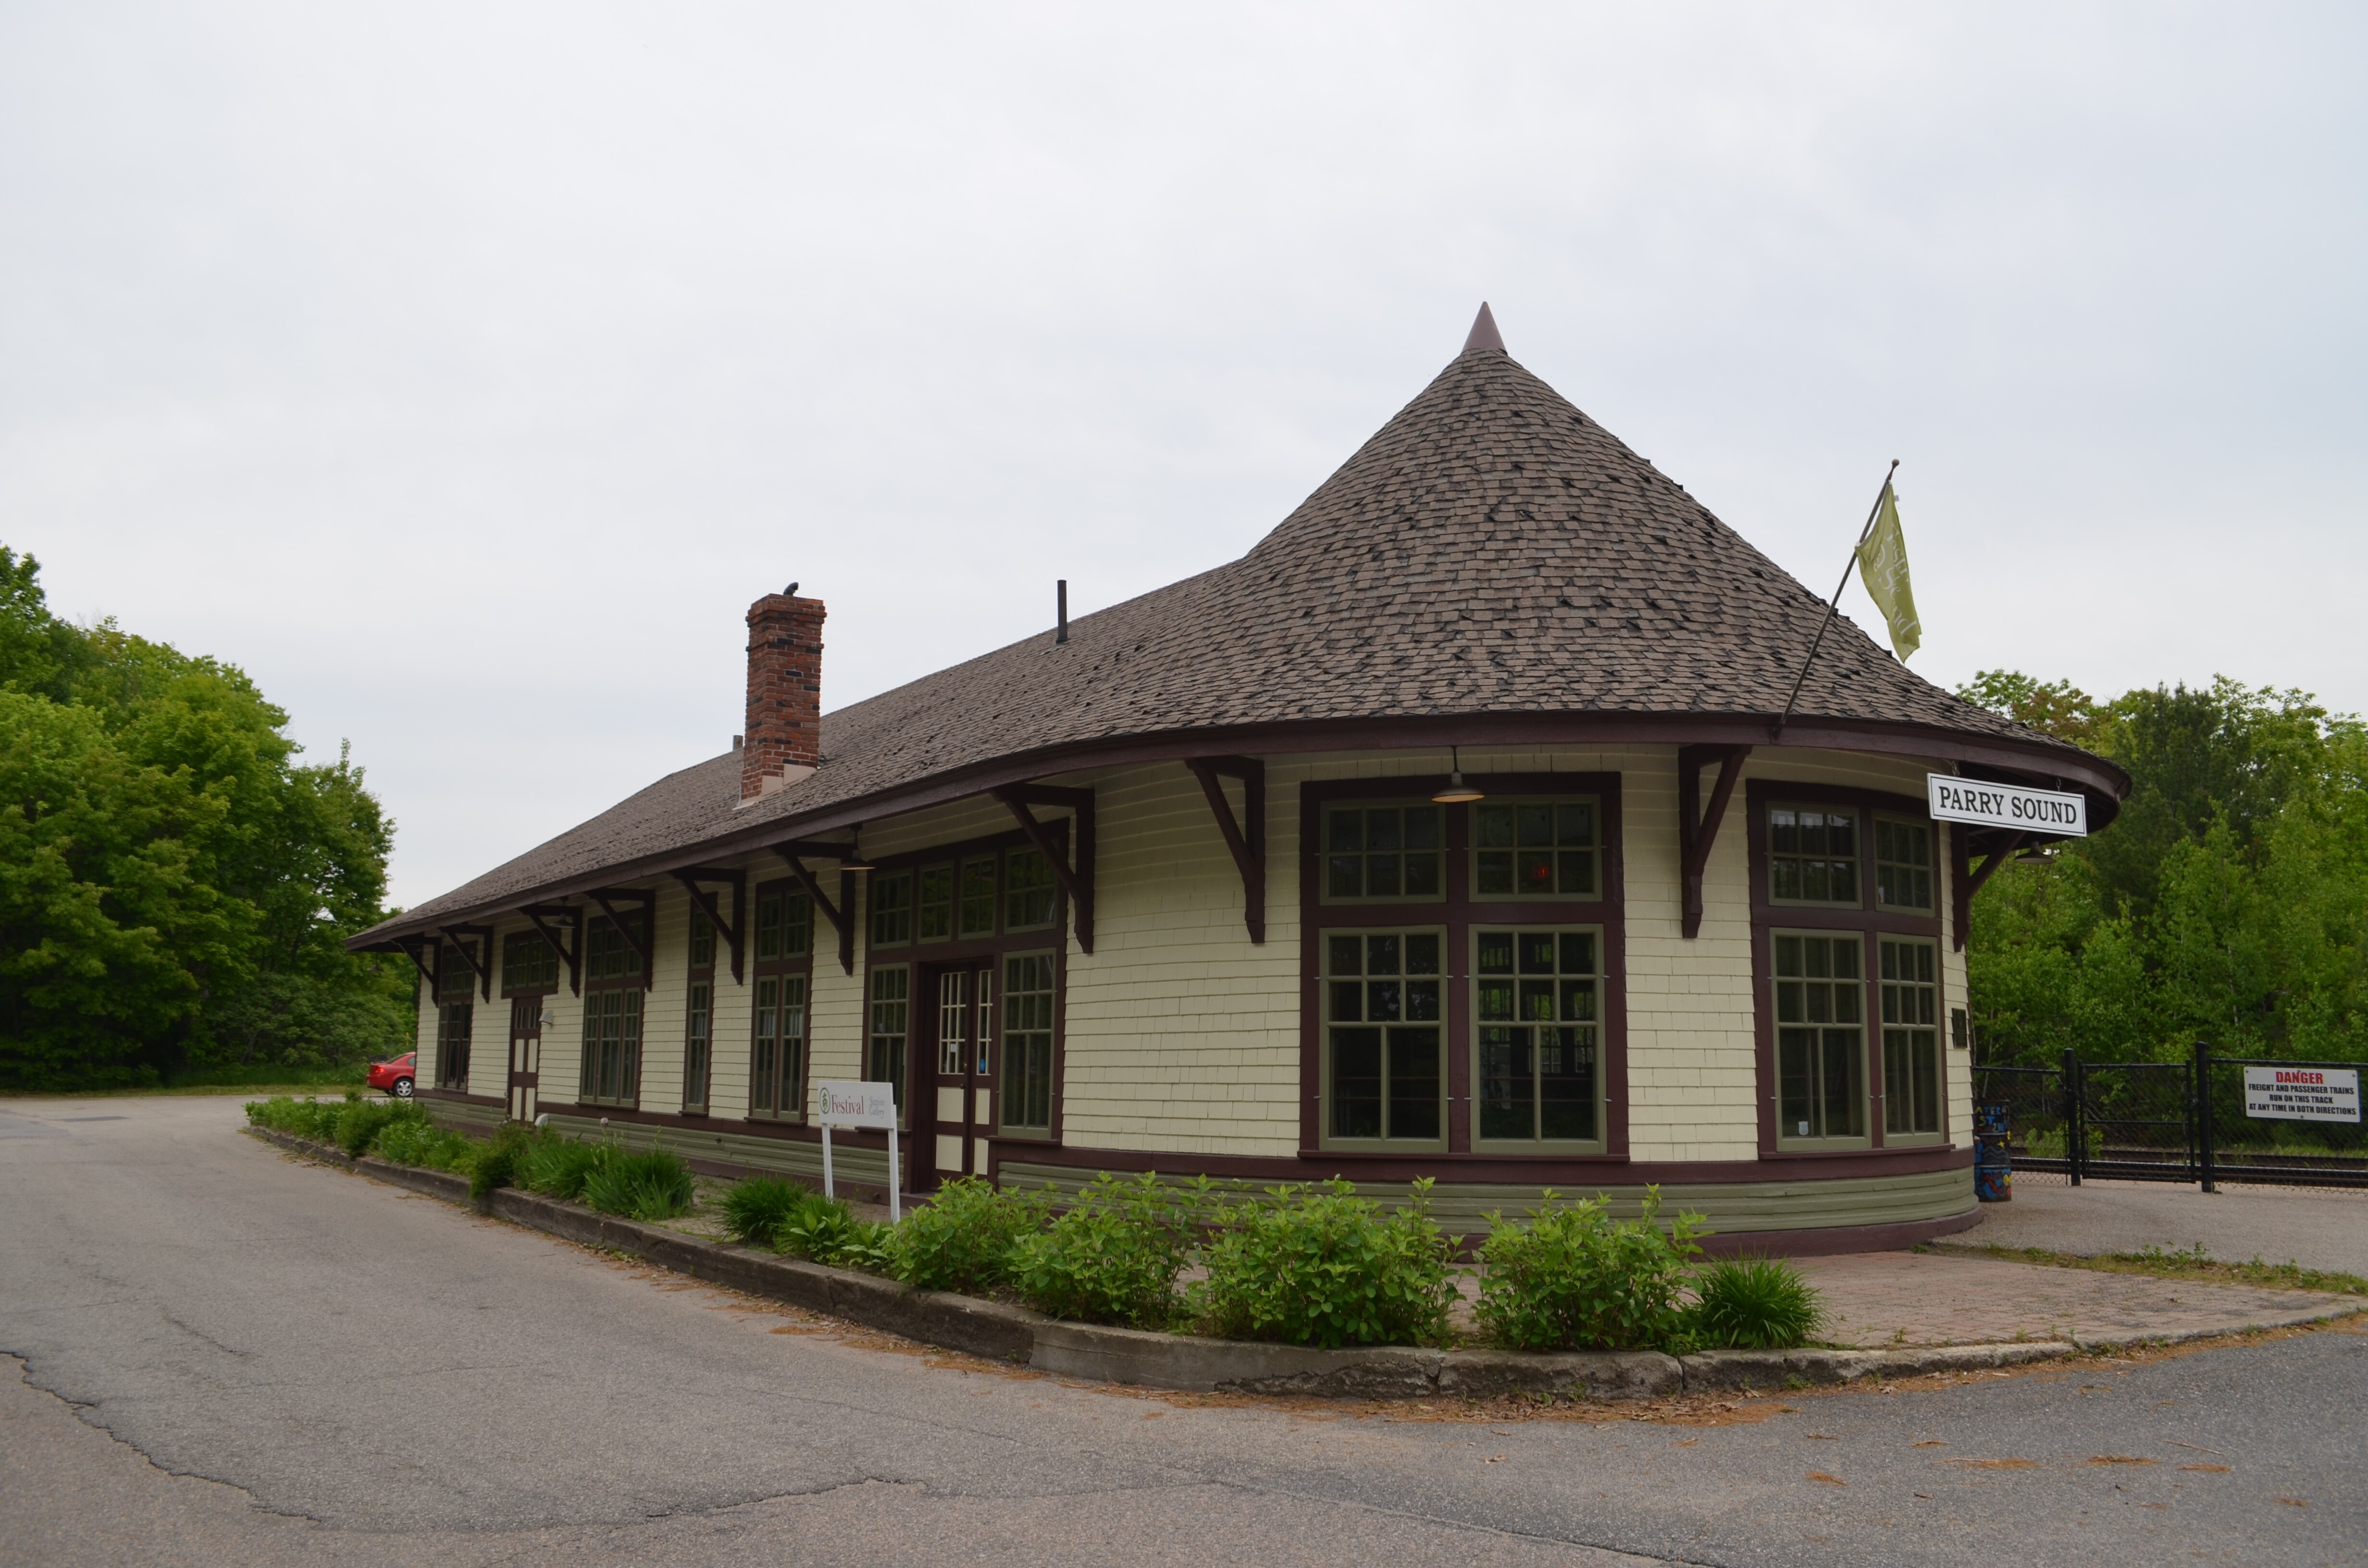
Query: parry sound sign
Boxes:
[{"xmin": 1927, "ymin": 775, "xmax": 2089, "ymax": 837}]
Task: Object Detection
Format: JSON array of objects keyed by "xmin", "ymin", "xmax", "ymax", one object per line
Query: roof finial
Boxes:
[{"xmin": 1462, "ymin": 301, "xmax": 1505, "ymax": 355}]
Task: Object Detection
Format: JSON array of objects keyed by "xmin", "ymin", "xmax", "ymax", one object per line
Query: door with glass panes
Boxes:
[
  {"xmin": 507, "ymin": 996, "xmax": 542, "ymax": 1122},
  {"xmin": 923, "ymin": 964, "xmax": 997, "ymax": 1184}
]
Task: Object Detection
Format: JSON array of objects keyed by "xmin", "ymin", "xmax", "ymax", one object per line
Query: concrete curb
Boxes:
[{"xmin": 243, "ymin": 1127, "xmax": 2347, "ymax": 1399}]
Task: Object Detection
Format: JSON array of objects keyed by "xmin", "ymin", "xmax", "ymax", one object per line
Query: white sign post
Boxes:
[
  {"xmin": 1927, "ymin": 774, "xmax": 2089, "ymax": 838},
  {"xmin": 2243, "ymin": 1066, "xmax": 2361, "ymax": 1124},
  {"xmin": 814, "ymin": 1080, "xmax": 903, "ymax": 1221}
]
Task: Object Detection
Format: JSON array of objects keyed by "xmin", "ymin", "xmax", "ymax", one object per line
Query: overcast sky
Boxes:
[{"xmin": 2, "ymin": 3, "xmax": 2361, "ymax": 909}]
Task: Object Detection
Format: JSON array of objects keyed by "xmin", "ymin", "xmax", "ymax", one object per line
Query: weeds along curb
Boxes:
[{"xmin": 244, "ymin": 1126, "xmax": 2336, "ymax": 1397}]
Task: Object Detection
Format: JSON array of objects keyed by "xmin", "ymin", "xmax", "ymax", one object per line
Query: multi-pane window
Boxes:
[
  {"xmin": 584, "ymin": 916, "xmax": 644, "ymax": 982},
  {"xmin": 917, "ymin": 864, "xmax": 954, "ymax": 942},
  {"xmin": 684, "ymin": 980, "xmax": 712, "ymax": 1115},
  {"xmin": 868, "ymin": 966, "xmax": 910, "ymax": 1115},
  {"xmin": 938, "ymin": 970, "xmax": 969, "ymax": 1074},
  {"xmin": 754, "ymin": 890, "xmax": 811, "ymax": 962},
  {"xmin": 580, "ymin": 989, "xmax": 643, "ymax": 1106},
  {"xmin": 1324, "ymin": 805, "xmax": 1443, "ymax": 901},
  {"xmin": 1874, "ymin": 818, "xmax": 1935, "ymax": 912},
  {"xmin": 751, "ymin": 974, "xmax": 806, "ymax": 1119},
  {"xmin": 870, "ymin": 872, "xmax": 913, "ymax": 947},
  {"xmin": 689, "ymin": 911, "xmax": 715, "ymax": 971},
  {"xmin": 1002, "ymin": 954, "xmax": 1056, "ymax": 1134},
  {"xmin": 1774, "ymin": 932, "xmax": 1864, "ymax": 1142},
  {"xmin": 1880, "ymin": 938, "xmax": 1941, "ymax": 1137},
  {"xmin": 1769, "ymin": 806, "xmax": 1861, "ymax": 906},
  {"xmin": 436, "ymin": 999, "xmax": 473, "ymax": 1091},
  {"xmin": 501, "ymin": 931, "xmax": 557, "ymax": 995},
  {"xmin": 1324, "ymin": 931, "xmax": 1444, "ymax": 1143},
  {"xmin": 438, "ymin": 943, "xmax": 477, "ymax": 1003},
  {"xmin": 1006, "ymin": 850, "xmax": 1056, "ymax": 931},
  {"xmin": 1473, "ymin": 802, "xmax": 1599, "ymax": 899},
  {"xmin": 959, "ymin": 855, "xmax": 999, "ymax": 936},
  {"xmin": 1474, "ymin": 930, "xmax": 1600, "ymax": 1144}
]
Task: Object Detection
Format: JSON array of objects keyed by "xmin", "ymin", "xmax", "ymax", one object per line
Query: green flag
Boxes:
[{"xmin": 1855, "ymin": 482, "xmax": 1921, "ymax": 661}]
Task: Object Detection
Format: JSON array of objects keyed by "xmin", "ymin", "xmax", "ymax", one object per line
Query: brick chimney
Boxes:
[{"xmin": 740, "ymin": 588, "xmax": 826, "ymax": 803}]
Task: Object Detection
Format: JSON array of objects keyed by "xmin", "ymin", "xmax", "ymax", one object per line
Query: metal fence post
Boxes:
[
  {"xmin": 2195, "ymin": 1041, "xmax": 2217, "ymax": 1194},
  {"xmin": 2061, "ymin": 1045, "xmax": 2083, "ymax": 1186}
]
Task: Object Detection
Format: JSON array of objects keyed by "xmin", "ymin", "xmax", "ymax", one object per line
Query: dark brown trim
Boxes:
[
  {"xmin": 774, "ymin": 848, "xmax": 854, "ymax": 976},
  {"xmin": 357, "ymin": 710, "xmax": 2125, "ymax": 950},
  {"xmin": 436, "ymin": 924, "xmax": 495, "ymax": 1002},
  {"xmin": 990, "ymin": 784, "xmax": 1096, "ymax": 955},
  {"xmin": 585, "ymin": 888, "xmax": 657, "ymax": 992},
  {"xmin": 1185, "ymin": 756, "xmax": 1267, "ymax": 944},
  {"xmin": 1746, "ymin": 780, "xmax": 1947, "ymax": 1157},
  {"xmin": 1677, "ymin": 745, "xmax": 1750, "ymax": 939},
  {"xmin": 1951, "ymin": 830, "xmax": 2026, "ymax": 953},
  {"xmin": 1299, "ymin": 773, "xmax": 1628, "ymax": 1163},
  {"xmin": 420, "ymin": 1087, "xmax": 506, "ymax": 1110},
  {"xmin": 671, "ymin": 866, "xmax": 747, "ymax": 984},
  {"xmin": 520, "ymin": 903, "xmax": 583, "ymax": 997}
]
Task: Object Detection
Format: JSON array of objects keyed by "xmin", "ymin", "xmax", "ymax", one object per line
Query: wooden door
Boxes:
[
  {"xmin": 925, "ymin": 966, "xmax": 999, "ymax": 1185},
  {"xmin": 508, "ymin": 996, "xmax": 542, "ymax": 1122}
]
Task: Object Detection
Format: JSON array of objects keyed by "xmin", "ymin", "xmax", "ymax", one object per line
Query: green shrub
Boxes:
[
  {"xmin": 723, "ymin": 1176, "xmax": 814, "ymax": 1246},
  {"xmin": 469, "ymin": 1123, "xmax": 538, "ymax": 1204},
  {"xmin": 1191, "ymin": 1178, "xmax": 1457, "ymax": 1349},
  {"xmin": 519, "ymin": 1135, "xmax": 608, "ymax": 1200},
  {"xmin": 774, "ymin": 1191, "xmax": 890, "ymax": 1269},
  {"xmin": 1687, "ymin": 1257, "xmax": 1823, "ymax": 1349},
  {"xmin": 333, "ymin": 1095, "xmax": 426, "ymax": 1158},
  {"xmin": 1473, "ymin": 1188, "xmax": 1707, "ymax": 1352},
  {"xmin": 881, "ymin": 1177, "xmax": 1049, "ymax": 1294},
  {"xmin": 372, "ymin": 1115, "xmax": 475, "ymax": 1171},
  {"xmin": 581, "ymin": 1146, "xmax": 695, "ymax": 1222},
  {"xmin": 1007, "ymin": 1172, "xmax": 1199, "ymax": 1328}
]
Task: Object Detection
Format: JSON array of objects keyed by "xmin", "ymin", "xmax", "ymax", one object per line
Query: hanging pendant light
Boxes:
[
  {"xmin": 838, "ymin": 826, "xmax": 876, "ymax": 872},
  {"xmin": 1432, "ymin": 746, "xmax": 1485, "ymax": 805}
]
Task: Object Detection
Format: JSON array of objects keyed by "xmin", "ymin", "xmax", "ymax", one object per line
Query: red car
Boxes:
[{"xmin": 367, "ymin": 1052, "xmax": 418, "ymax": 1098}]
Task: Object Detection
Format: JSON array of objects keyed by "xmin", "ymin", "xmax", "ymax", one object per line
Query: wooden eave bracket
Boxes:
[
  {"xmin": 991, "ymin": 784, "xmax": 1096, "ymax": 955},
  {"xmin": 393, "ymin": 935, "xmax": 437, "ymax": 989},
  {"xmin": 1185, "ymin": 756, "xmax": 1265, "ymax": 943},
  {"xmin": 772, "ymin": 844, "xmax": 855, "ymax": 976},
  {"xmin": 436, "ymin": 923, "xmax": 496, "ymax": 1001},
  {"xmin": 520, "ymin": 903, "xmax": 583, "ymax": 997},
  {"xmin": 1677, "ymin": 745, "xmax": 1751, "ymax": 940},
  {"xmin": 1951, "ymin": 829, "xmax": 2027, "ymax": 951},
  {"xmin": 671, "ymin": 867, "xmax": 748, "ymax": 984},
  {"xmin": 586, "ymin": 888, "xmax": 658, "ymax": 992}
]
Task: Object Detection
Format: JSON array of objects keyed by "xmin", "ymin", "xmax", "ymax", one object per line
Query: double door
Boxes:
[
  {"xmin": 507, "ymin": 996, "xmax": 542, "ymax": 1122},
  {"xmin": 923, "ymin": 965, "xmax": 998, "ymax": 1185}
]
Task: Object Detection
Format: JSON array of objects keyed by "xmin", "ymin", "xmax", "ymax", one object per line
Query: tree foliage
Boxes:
[
  {"xmin": 0, "ymin": 545, "xmax": 412, "ymax": 1089},
  {"xmin": 1963, "ymin": 670, "xmax": 2368, "ymax": 1065}
]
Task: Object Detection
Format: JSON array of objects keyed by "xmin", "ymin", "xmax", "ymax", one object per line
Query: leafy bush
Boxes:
[
  {"xmin": 372, "ymin": 1114, "xmax": 475, "ymax": 1171},
  {"xmin": 1191, "ymin": 1178, "xmax": 1457, "ymax": 1349},
  {"xmin": 774, "ymin": 1191, "xmax": 890, "ymax": 1270},
  {"xmin": 519, "ymin": 1135, "xmax": 609, "ymax": 1200},
  {"xmin": 581, "ymin": 1146, "xmax": 695, "ymax": 1222},
  {"xmin": 1007, "ymin": 1172, "xmax": 1200, "ymax": 1328},
  {"xmin": 469, "ymin": 1123, "xmax": 538, "ymax": 1204},
  {"xmin": 881, "ymin": 1177, "xmax": 1049, "ymax": 1294},
  {"xmin": 246, "ymin": 1091, "xmax": 432, "ymax": 1159},
  {"xmin": 1687, "ymin": 1257, "xmax": 1823, "ymax": 1349},
  {"xmin": 333, "ymin": 1095, "xmax": 428, "ymax": 1158},
  {"xmin": 246, "ymin": 1094, "xmax": 345, "ymax": 1142},
  {"xmin": 1473, "ymin": 1188, "xmax": 1707, "ymax": 1352},
  {"xmin": 723, "ymin": 1176, "xmax": 814, "ymax": 1246}
]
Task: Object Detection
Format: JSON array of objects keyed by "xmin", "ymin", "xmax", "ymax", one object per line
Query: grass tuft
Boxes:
[
  {"xmin": 1688, "ymin": 1257, "xmax": 1824, "ymax": 1349},
  {"xmin": 581, "ymin": 1146, "xmax": 695, "ymax": 1222}
]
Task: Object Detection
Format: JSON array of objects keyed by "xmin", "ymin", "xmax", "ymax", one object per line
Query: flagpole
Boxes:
[{"xmin": 1772, "ymin": 460, "xmax": 1898, "ymax": 741}]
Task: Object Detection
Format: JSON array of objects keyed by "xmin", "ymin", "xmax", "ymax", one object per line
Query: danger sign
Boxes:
[{"xmin": 2243, "ymin": 1066, "xmax": 2361, "ymax": 1125}]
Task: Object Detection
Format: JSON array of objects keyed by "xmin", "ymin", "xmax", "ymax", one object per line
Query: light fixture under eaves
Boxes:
[
  {"xmin": 838, "ymin": 827, "xmax": 876, "ymax": 872},
  {"xmin": 1432, "ymin": 747, "xmax": 1485, "ymax": 805}
]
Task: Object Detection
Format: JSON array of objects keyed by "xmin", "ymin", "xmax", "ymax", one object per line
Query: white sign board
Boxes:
[
  {"xmin": 1927, "ymin": 775, "xmax": 2088, "ymax": 838},
  {"xmin": 2244, "ymin": 1066, "xmax": 2361, "ymax": 1124},
  {"xmin": 813, "ymin": 1080, "xmax": 902, "ymax": 1220}
]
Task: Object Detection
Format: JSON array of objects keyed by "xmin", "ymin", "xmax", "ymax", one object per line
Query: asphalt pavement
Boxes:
[{"xmin": 3, "ymin": 1094, "xmax": 2362, "ymax": 1568}]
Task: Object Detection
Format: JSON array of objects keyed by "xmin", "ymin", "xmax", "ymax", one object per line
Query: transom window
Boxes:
[
  {"xmin": 917, "ymin": 863, "xmax": 955, "ymax": 942},
  {"xmin": 437, "ymin": 942, "xmax": 477, "ymax": 1003},
  {"xmin": 870, "ymin": 872, "xmax": 913, "ymax": 947},
  {"xmin": 868, "ymin": 966, "xmax": 910, "ymax": 1117},
  {"xmin": 754, "ymin": 889, "xmax": 811, "ymax": 961},
  {"xmin": 584, "ymin": 916, "xmax": 644, "ymax": 982},
  {"xmin": 1473, "ymin": 802, "xmax": 1599, "ymax": 899},
  {"xmin": 1768, "ymin": 805, "xmax": 1861, "ymax": 906},
  {"xmin": 1005, "ymin": 850, "xmax": 1057, "ymax": 931},
  {"xmin": 1002, "ymin": 954, "xmax": 1055, "ymax": 1135},
  {"xmin": 501, "ymin": 931, "xmax": 557, "ymax": 995},
  {"xmin": 1874, "ymin": 817, "xmax": 1935, "ymax": 912},
  {"xmin": 1325, "ymin": 805, "xmax": 1443, "ymax": 902},
  {"xmin": 689, "ymin": 911, "xmax": 715, "ymax": 971},
  {"xmin": 1774, "ymin": 932, "xmax": 1864, "ymax": 1144},
  {"xmin": 1475, "ymin": 930, "xmax": 1601, "ymax": 1145},
  {"xmin": 1323, "ymin": 931, "xmax": 1444, "ymax": 1144},
  {"xmin": 1880, "ymin": 938, "xmax": 1941, "ymax": 1137},
  {"xmin": 959, "ymin": 855, "xmax": 999, "ymax": 936}
]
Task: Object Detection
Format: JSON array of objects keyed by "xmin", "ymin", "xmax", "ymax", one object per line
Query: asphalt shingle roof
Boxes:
[{"xmin": 358, "ymin": 336, "xmax": 2118, "ymax": 943}]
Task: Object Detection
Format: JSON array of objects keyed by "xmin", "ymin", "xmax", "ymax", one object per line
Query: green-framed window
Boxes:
[
  {"xmin": 580, "ymin": 988, "xmax": 642, "ymax": 1107},
  {"xmin": 959, "ymin": 855, "xmax": 999, "ymax": 936},
  {"xmin": 1474, "ymin": 929, "xmax": 1601, "ymax": 1146},
  {"xmin": 1774, "ymin": 931, "xmax": 1865, "ymax": 1145},
  {"xmin": 1001, "ymin": 953, "xmax": 1056, "ymax": 1135},
  {"xmin": 1006, "ymin": 849, "xmax": 1057, "ymax": 931},
  {"xmin": 1874, "ymin": 816, "xmax": 1935, "ymax": 913},
  {"xmin": 868, "ymin": 965, "xmax": 910, "ymax": 1118},
  {"xmin": 436, "ymin": 1001, "xmax": 473, "ymax": 1091},
  {"xmin": 1323, "ymin": 804, "xmax": 1443, "ymax": 902},
  {"xmin": 917, "ymin": 863, "xmax": 955, "ymax": 942},
  {"xmin": 870, "ymin": 872, "xmax": 913, "ymax": 948},
  {"xmin": 584, "ymin": 916, "xmax": 644, "ymax": 983},
  {"xmin": 754, "ymin": 888, "xmax": 811, "ymax": 962},
  {"xmin": 1473, "ymin": 801, "xmax": 1599, "ymax": 899},
  {"xmin": 1880, "ymin": 937, "xmax": 1941, "ymax": 1138},
  {"xmin": 437, "ymin": 942, "xmax": 477, "ymax": 1003},
  {"xmin": 1768, "ymin": 805, "xmax": 1861, "ymax": 907},
  {"xmin": 752, "ymin": 973, "xmax": 807, "ymax": 1120},
  {"xmin": 689, "ymin": 911, "xmax": 715, "ymax": 972},
  {"xmin": 500, "ymin": 931, "xmax": 557, "ymax": 995},
  {"xmin": 684, "ymin": 979, "xmax": 712, "ymax": 1115},
  {"xmin": 1322, "ymin": 929, "xmax": 1444, "ymax": 1145}
]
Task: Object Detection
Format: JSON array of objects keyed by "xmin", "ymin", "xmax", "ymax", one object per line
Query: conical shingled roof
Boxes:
[{"xmin": 361, "ymin": 323, "xmax": 2116, "ymax": 938}]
